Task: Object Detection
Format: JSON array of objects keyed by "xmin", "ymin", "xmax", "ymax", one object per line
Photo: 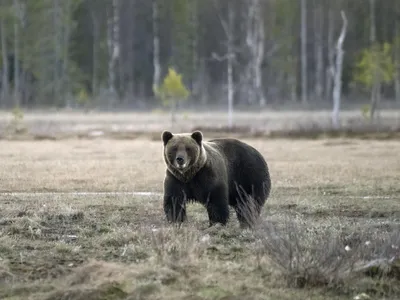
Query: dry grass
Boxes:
[
  {"xmin": 0, "ymin": 135, "xmax": 399, "ymax": 299},
  {"xmin": 0, "ymin": 138, "xmax": 399, "ymax": 194},
  {"xmin": 255, "ymin": 215, "xmax": 399, "ymax": 290},
  {"xmin": 1, "ymin": 109, "xmax": 400, "ymax": 139}
]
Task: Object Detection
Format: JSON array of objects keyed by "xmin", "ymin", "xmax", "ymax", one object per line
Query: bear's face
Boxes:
[{"xmin": 162, "ymin": 131, "xmax": 203, "ymax": 172}]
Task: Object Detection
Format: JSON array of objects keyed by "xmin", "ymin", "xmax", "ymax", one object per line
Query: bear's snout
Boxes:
[
  {"xmin": 176, "ymin": 156, "xmax": 185, "ymax": 165},
  {"xmin": 175, "ymin": 153, "xmax": 190, "ymax": 169}
]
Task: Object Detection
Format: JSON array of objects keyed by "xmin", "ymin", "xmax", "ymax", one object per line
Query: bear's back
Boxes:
[
  {"xmin": 206, "ymin": 138, "xmax": 269, "ymax": 178},
  {"xmin": 207, "ymin": 138, "xmax": 267, "ymax": 166},
  {"xmin": 206, "ymin": 138, "xmax": 271, "ymax": 204}
]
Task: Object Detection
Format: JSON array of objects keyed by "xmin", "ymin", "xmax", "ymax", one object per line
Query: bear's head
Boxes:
[{"xmin": 161, "ymin": 130, "xmax": 206, "ymax": 178}]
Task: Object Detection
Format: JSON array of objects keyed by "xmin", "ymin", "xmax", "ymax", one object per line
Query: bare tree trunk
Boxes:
[
  {"xmin": 212, "ymin": 0, "xmax": 235, "ymax": 127},
  {"xmin": 91, "ymin": 10, "xmax": 99, "ymax": 98},
  {"xmin": 1, "ymin": 18, "xmax": 9, "ymax": 106},
  {"xmin": 13, "ymin": 0, "xmax": 21, "ymax": 107},
  {"xmin": 332, "ymin": 11, "xmax": 347, "ymax": 129},
  {"xmin": 254, "ymin": 16, "xmax": 266, "ymax": 107},
  {"xmin": 289, "ymin": 60, "xmax": 297, "ymax": 102},
  {"xmin": 126, "ymin": 0, "xmax": 135, "ymax": 100},
  {"xmin": 326, "ymin": 2, "xmax": 335, "ymax": 103},
  {"xmin": 197, "ymin": 61, "xmax": 209, "ymax": 105},
  {"xmin": 107, "ymin": 6, "xmax": 113, "ymax": 96},
  {"xmin": 244, "ymin": 0, "xmax": 266, "ymax": 107},
  {"xmin": 118, "ymin": 7, "xmax": 124, "ymax": 103},
  {"xmin": 113, "ymin": 0, "xmax": 120, "ymax": 97},
  {"xmin": 191, "ymin": 0, "xmax": 208, "ymax": 105},
  {"xmin": 190, "ymin": 0, "xmax": 200, "ymax": 99},
  {"xmin": 107, "ymin": 0, "xmax": 120, "ymax": 107},
  {"xmin": 300, "ymin": 0, "xmax": 308, "ymax": 104},
  {"xmin": 53, "ymin": 0, "xmax": 62, "ymax": 104},
  {"xmin": 191, "ymin": 0, "xmax": 198, "ymax": 81},
  {"xmin": 314, "ymin": 0, "xmax": 324, "ymax": 101},
  {"xmin": 243, "ymin": 0, "xmax": 265, "ymax": 106},
  {"xmin": 227, "ymin": 5, "xmax": 234, "ymax": 128},
  {"xmin": 244, "ymin": 5, "xmax": 252, "ymax": 104},
  {"xmin": 369, "ymin": 0, "xmax": 379, "ymax": 120},
  {"xmin": 370, "ymin": 80, "xmax": 381, "ymax": 120},
  {"xmin": 152, "ymin": 0, "xmax": 161, "ymax": 91},
  {"xmin": 63, "ymin": 0, "xmax": 72, "ymax": 107},
  {"xmin": 18, "ymin": 1, "xmax": 27, "ymax": 106},
  {"xmin": 126, "ymin": 45, "xmax": 135, "ymax": 99},
  {"xmin": 395, "ymin": 3, "xmax": 400, "ymax": 102}
]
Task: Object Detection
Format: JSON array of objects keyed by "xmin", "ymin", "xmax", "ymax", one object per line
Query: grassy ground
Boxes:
[{"xmin": 0, "ymin": 137, "xmax": 399, "ymax": 299}]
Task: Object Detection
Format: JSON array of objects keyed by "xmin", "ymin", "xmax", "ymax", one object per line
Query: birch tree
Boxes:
[
  {"xmin": 243, "ymin": 0, "xmax": 266, "ymax": 107},
  {"xmin": 212, "ymin": 1, "xmax": 235, "ymax": 128},
  {"xmin": 300, "ymin": 0, "xmax": 308, "ymax": 104},
  {"xmin": 325, "ymin": 1, "xmax": 335, "ymax": 103},
  {"xmin": 313, "ymin": 0, "xmax": 324, "ymax": 101},
  {"xmin": 369, "ymin": 0, "xmax": 379, "ymax": 120},
  {"xmin": 52, "ymin": 0, "xmax": 78, "ymax": 106},
  {"xmin": 62, "ymin": 0, "xmax": 72, "ymax": 106},
  {"xmin": 123, "ymin": 0, "xmax": 135, "ymax": 99},
  {"xmin": 90, "ymin": 7, "xmax": 99, "ymax": 97},
  {"xmin": 394, "ymin": 1, "xmax": 400, "ymax": 102},
  {"xmin": 53, "ymin": 0, "xmax": 62, "ymax": 102},
  {"xmin": 107, "ymin": 0, "xmax": 120, "ymax": 106},
  {"xmin": 226, "ymin": 5, "xmax": 234, "ymax": 128},
  {"xmin": 189, "ymin": 0, "xmax": 206, "ymax": 104},
  {"xmin": 13, "ymin": 0, "xmax": 21, "ymax": 107},
  {"xmin": 331, "ymin": 11, "xmax": 347, "ymax": 129},
  {"xmin": 152, "ymin": 0, "xmax": 160, "ymax": 94},
  {"xmin": 0, "ymin": 12, "xmax": 9, "ymax": 105}
]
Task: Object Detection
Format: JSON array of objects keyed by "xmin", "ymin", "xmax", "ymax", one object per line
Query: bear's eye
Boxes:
[{"xmin": 185, "ymin": 147, "xmax": 191, "ymax": 152}]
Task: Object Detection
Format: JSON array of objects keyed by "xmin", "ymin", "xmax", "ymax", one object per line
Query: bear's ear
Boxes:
[
  {"xmin": 162, "ymin": 131, "xmax": 173, "ymax": 146},
  {"xmin": 191, "ymin": 131, "xmax": 203, "ymax": 145}
]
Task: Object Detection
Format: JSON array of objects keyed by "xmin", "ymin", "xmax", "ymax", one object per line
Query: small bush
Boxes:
[
  {"xmin": 153, "ymin": 67, "xmax": 190, "ymax": 125},
  {"xmin": 255, "ymin": 215, "xmax": 400, "ymax": 291},
  {"xmin": 6, "ymin": 106, "xmax": 27, "ymax": 135}
]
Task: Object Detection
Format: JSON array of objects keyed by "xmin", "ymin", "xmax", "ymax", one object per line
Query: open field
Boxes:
[{"xmin": 0, "ymin": 137, "xmax": 400, "ymax": 299}]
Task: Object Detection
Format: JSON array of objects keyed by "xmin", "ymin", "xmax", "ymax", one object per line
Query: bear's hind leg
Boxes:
[
  {"xmin": 233, "ymin": 181, "xmax": 267, "ymax": 228},
  {"xmin": 234, "ymin": 191, "xmax": 263, "ymax": 228},
  {"xmin": 234, "ymin": 203, "xmax": 261, "ymax": 228}
]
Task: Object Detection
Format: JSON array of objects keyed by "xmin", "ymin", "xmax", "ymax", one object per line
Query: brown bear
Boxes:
[{"xmin": 161, "ymin": 130, "xmax": 271, "ymax": 228}]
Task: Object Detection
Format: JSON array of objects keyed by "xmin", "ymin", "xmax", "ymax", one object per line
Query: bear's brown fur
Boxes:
[{"xmin": 161, "ymin": 130, "xmax": 271, "ymax": 227}]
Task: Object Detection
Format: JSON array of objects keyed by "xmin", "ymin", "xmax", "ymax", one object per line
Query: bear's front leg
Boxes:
[
  {"xmin": 205, "ymin": 185, "xmax": 230, "ymax": 226},
  {"xmin": 164, "ymin": 194, "xmax": 187, "ymax": 223},
  {"xmin": 163, "ymin": 176, "xmax": 187, "ymax": 223}
]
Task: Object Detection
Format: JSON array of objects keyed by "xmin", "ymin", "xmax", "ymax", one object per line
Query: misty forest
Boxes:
[{"xmin": 0, "ymin": 0, "xmax": 399, "ymax": 115}]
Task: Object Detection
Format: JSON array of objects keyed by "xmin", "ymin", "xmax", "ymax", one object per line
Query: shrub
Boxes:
[{"xmin": 153, "ymin": 67, "xmax": 190, "ymax": 126}]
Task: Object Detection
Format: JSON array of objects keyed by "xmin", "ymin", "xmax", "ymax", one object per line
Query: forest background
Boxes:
[{"xmin": 0, "ymin": 0, "xmax": 399, "ymax": 120}]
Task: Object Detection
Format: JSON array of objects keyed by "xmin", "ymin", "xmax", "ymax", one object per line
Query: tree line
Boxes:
[{"xmin": 0, "ymin": 0, "xmax": 399, "ymax": 111}]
